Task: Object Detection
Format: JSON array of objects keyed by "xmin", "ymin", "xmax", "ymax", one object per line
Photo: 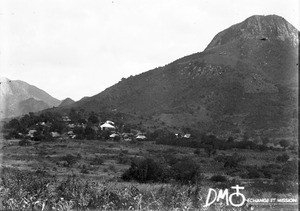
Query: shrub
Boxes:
[
  {"xmin": 276, "ymin": 153, "xmax": 289, "ymax": 163},
  {"xmin": 194, "ymin": 148, "xmax": 201, "ymax": 156},
  {"xmin": 5, "ymin": 129, "xmax": 25, "ymax": 139},
  {"xmin": 62, "ymin": 154, "xmax": 79, "ymax": 167},
  {"xmin": 122, "ymin": 158, "xmax": 166, "ymax": 183},
  {"xmin": 80, "ymin": 165, "xmax": 89, "ymax": 174},
  {"xmin": 281, "ymin": 160, "xmax": 298, "ymax": 181},
  {"xmin": 223, "ymin": 153, "xmax": 246, "ymax": 169},
  {"xmin": 171, "ymin": 157, "xmax": 201, "ymax": 184},
  {"xmin": 210, "ymin": 175, "xmax": 227, "ymax": 182},
  {"xmin": 108, "ymin": 164, "xmax": 116, "ymax": 173},
  {"xmin": 90, "ymin": 157, "xmax": 104, "ymax": 165},
  {"xmin": 261, "ymin": 164, "xmax": 282, "ymax": 178},
  {"xmin": 18, "ymin": 139, "xmax": 31, "ymax": 146},
  {"xmin": 247, "ymin": 170, "xmax": 261, "ymax": 179},
  {"xmin": 279, "ymin": 139, "xmax": 289, "ymax": 149},
  {"xmin": 214, "ymin": 155, "xmax": 225, "ymax": 162},
  {"xmin": 117, "ymin": 153, "xmax": 131, "ymax": 164},
  {"xmin": 203, "ymin": 145, "xmax": 214, "ymax": 157},
  {"xmin": 84, "ymin": 126, "xmax": 96, "ymax": 140},
  {"xmin": 163, "ymin": 154, "xmax": 179, "ymax": 166}
]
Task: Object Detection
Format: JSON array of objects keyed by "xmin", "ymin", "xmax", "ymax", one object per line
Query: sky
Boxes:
[{"xmin": 0, "ymin": 0, "xmax": 299, "ymax": 101}]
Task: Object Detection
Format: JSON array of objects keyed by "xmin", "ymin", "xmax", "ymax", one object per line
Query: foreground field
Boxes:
[
  {"xmin": 1, "ymin": 136, "xmax": 297, "ymax": 179},
  {"xmin": 0, "ymin": 167, "xmax": 298, "ymax": 211},
  {"xmin": 0, "ymin": 136, "xmax": 298, "ymax": 210}
]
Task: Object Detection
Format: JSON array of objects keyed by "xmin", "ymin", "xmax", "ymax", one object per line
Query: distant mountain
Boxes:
[
  {"xmin": 18, "ymin": 98, "xmax": 50, "ymax": 115},
  {"xmin": 68, "ymin": 15, "xmax": 299, "ymax": 138},
  {"xmin": 0, "ymin": 77, "xmax": 61, "ymax": 118},
  {"xmin": 59, "ymin": 98, "xmax": 75, "ymax": 107}
]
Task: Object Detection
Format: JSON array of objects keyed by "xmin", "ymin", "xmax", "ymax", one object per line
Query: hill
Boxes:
[
  {"xmin": 0, "ymin": 77, "xmax": 61, "ymax": 119},
  {"xmin": 62, "ymin": 15, "xmax": 299, "ymax": 138},
  {"xmin": 59, "ymin": 98, "xmax": 75, "ymax": 107}
]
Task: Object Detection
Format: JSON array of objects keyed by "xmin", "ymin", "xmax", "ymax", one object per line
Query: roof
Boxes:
[
  {"xmin": 105, "ymin": 120, "xmax": 115, "ymax": 125},
  {"xmin": 109, "ymin": 133, "xmax": 119, "ymax": 138},
  {"xmin": 136, "ymin": 135, "xmax": 147, "ymax": 139},
  {"xmin": 100, "ymin": 123, "xmax": 115, "ymax": 129},
  {"xmin": 51, "ymin": 132, "xmax": 61, "ymax": 138}
]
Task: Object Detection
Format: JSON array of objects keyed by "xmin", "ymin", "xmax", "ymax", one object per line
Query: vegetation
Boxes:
[
  {"xmin": 276, "ymin": 153, "xmax": 290, "ymax": 163},
  {"xmin": 0, "ymin": 167, "xmax": 297, "ymax": 211},
  {"xmin": 1, "ymin": 108, "xmax": 298, "ymax": 211}
]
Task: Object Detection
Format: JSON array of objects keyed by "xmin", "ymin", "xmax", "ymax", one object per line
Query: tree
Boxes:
[
  {"xmin": 6, "ymin": 119, "xmax": 20, "ymax": 130},
  {"xmin": 84, "ymin": 126, "xmax": 96, "ymax": 140},
  {"xmin": 262, "ymin": 137, "xmax": 270, "ymax": 146},
  {"xmin": 279, "ymin": 139, "xmax": 289, "ymax": 150},
  {"xmin": 78, "ymin": 118, "xmax": 87, "ymax": 124},
  {"xmin": 194, "ymin": 148, "xmax": 201, "ymax": 156},
  {"xmin": 88, "ymin": 113, "xmax": 99, "ymax": 124},
  {"xmin": 69, "ymin": 108, "xmax": 80, "ymax": 123},
  {"xmin": 227, "ymin": 136, "xmax": 234, "ymax": 143},
  {"xmin": 73, "ymin": 127, "xmax": 85, "ymax": 139}
]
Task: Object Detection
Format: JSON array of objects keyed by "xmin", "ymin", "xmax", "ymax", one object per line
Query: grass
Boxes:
[
  {"xmin": 0, "ymin": 167, "xmax": 297, "ymax": 211},
  {"xmin": 0, "ymin": 134, "xmax": 298, "ymax": 210}
]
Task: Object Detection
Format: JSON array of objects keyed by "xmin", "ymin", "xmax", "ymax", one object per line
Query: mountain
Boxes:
[
  {"xmin": 69, "ymin": 15, "xmax": 298, "ymax": 138},
  {"xmin": 18, "ymin": 98, "xmax": 50, "ymax": 115},
  {"xmin": 59, "ymin": 98, "xmax": 75, "ymax": 107},
  {"xmin": 0, "ymin": 77, "xmax": 61, "ymax": 118}
]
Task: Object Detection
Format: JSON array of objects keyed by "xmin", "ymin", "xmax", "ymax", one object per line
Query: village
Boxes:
[
  {"xmin": 13, "ymin": 113, "xmax": 147, "ymax": 143},
  {"xmin": 2, "ymin": 107, "xmax": 198, "ymax": 146}
]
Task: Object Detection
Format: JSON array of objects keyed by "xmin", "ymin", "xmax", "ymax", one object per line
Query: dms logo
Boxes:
[{"xmin": 204, "ymin": 185, "xmax": 246, "ymax": 207}]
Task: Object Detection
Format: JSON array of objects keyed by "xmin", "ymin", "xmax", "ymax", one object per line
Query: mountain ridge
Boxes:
[{"xmin": 0, "ymin": 77, "xmax": 61, "ymax": 118}]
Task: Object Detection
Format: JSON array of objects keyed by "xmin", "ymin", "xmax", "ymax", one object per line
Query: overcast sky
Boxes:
[{"xmin": 1, "ymin": 0, "xmax": 299, "ymax": 101}]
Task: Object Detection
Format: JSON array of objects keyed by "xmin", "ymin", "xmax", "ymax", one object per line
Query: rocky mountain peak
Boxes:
[
  {"xmin": 0, "ymin": 77, "xmax": 11, "ymax": 82},
  {"xmin": 206, "ymin": 15, "xmax": 298, "ymax": 50}
]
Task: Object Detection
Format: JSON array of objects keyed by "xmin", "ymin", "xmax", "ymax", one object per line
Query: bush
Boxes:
[
  {"xmin": 279, "ymin": 139, "xmax": 289, "ymax": 149},
  {"xmin": 210, "ymin": 175, "xmax": 227, "ymax": 182},
  {"xmin": 247, "ymin": 170, "xmax": 261, "ymax": 179},
  {"xmin": 84, "ymin": 126, "xmax": 96, "ymax": 140},
  {"xmin": 223, "ymin": 153, "xmax": 246, "ymax": 169},
  {"xmin": 108, "ymin": 165, "xmax": 116, "ymax": 173},
  {"xmin": 194, "ymin": 148, "xmax": 201, "ymax": 156},
  {"xmin": 62, "ymin": 154, "xmax": 79, "ymax": 167},
  {"xmin": 276, "ymin": 153, "xmax": 289, "ymax": 163},
  {"xmin": 90, "ymin": 157, "xmax": 104, "ymax": 165},
  {"xmin": 117, "ymin": 153, "xmax": 131, "ymax": 164},
  {"xmin": 281, "ymin": 160, "xmax": 298, "ymax": 181},
  {"xmin": 18, "ymin": 139, "xmax": 31, "ymax": 146},
  {"xmin": 171, "ymin": 157, "xmax": 201, "ymax": 184},
  {"xmin": 122, "ymin": 158, "xmax": 166, "ymax": 183},
  {"xmin": 4, "ymin": 130, "xmax": 21, "ymax": 140},
  {"xmin": 214, "ymin": 155, "xmax": 225, "ymax": 162},
  {"xmin": 80, "ymin": 165, "xmax": 89, "ymax": 174}
]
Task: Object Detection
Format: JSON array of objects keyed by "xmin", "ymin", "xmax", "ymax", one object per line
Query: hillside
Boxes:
[
  {"xmin": 65, "ymin": 15, "xmax": 298, "ymax": 138},
  {"xmin": 0, "ymin": 77, "xmax": 61, "ymax": 119},
  {"xmin": 59, "ymin": 98, "xmax": 75, "ymax": 107}
]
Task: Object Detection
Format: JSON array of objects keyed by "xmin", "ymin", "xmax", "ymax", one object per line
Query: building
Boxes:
[{"xmin": 100, "ymin": 122, "xmax": 116, "ymax": 130}]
